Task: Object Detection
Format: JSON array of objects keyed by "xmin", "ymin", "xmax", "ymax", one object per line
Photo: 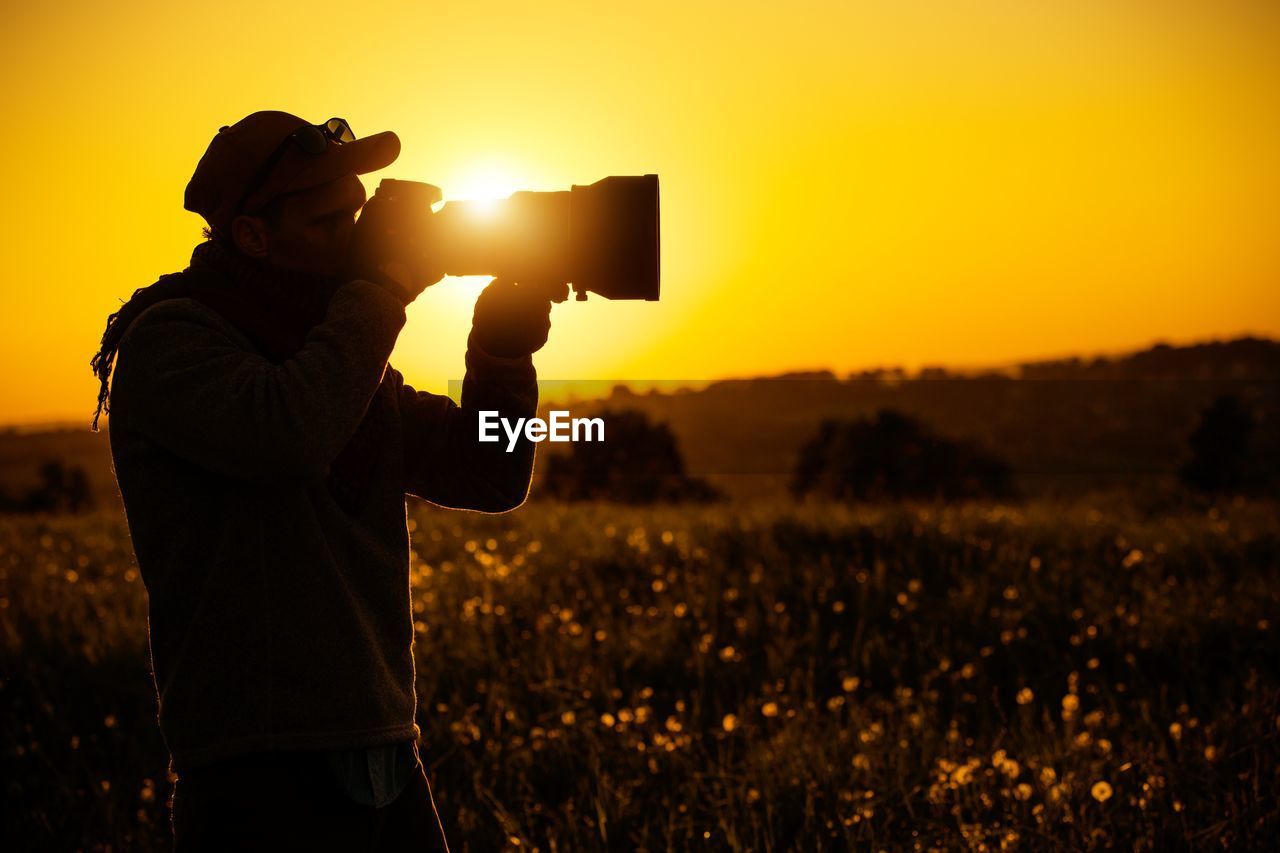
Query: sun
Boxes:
[
  {"xmin": 402, "ymin": 161, "xmax": 531, "ymax": 321},
  {"xmin": 445, "ymin": 166, "xmax": 520, "ymax": 216}
]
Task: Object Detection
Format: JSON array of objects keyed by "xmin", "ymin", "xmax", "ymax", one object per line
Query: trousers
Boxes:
[{"xmin": 170, "ymin": 745, "xmax": 451, "ymax": 852}]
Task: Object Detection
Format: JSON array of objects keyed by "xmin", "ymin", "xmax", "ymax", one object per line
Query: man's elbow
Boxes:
[{"xmin": 481, "ymin": 480, "xmax": 530, "ymax": 514}]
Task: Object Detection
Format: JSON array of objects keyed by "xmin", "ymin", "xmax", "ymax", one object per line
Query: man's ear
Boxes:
[{"xmin": 229, "ymin": 214, "xmax": 270, "ymax": 258}]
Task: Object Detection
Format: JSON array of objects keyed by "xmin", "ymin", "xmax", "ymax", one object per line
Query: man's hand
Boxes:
[
  {"xmin": 345, "ymin": 185, "xmax": 444, "ymax": 304},
  {"xmin": 471, "ymin": 278, "xmax": 568, "ymax": 359}
]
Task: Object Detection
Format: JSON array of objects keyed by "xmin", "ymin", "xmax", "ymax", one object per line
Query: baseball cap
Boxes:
[{"xmin": 184, "ymin": 111, "xmax": 400, "ymax": 235}]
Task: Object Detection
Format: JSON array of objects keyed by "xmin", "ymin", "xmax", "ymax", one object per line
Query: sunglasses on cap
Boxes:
[{"xmin": 236, "ymin": 117, "xmax": 357, "ymax": 216}]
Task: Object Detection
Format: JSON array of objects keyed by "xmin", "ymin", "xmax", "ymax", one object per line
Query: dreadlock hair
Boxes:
[
  {"xmin": 90, "ymin": 273, "xmax": 183, "ymax": 432},
  {"xmin": 89, "ymin": 201, "xmax": 292, "ymax": 432}
]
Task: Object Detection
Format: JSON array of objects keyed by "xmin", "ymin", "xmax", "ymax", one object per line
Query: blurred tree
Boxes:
[
  {"xmin": 0, "ymin": 459, "xmax": 95, "ymax": 514},
  {"xmin": 791, "ymin": 409, "xmax": 1014, "ymax": 502},
  {"xmin": 541, "ymin": 409, "xmax": 720, "ymax": 504},
  {"xmin": 1178, "ymin": 395, "xmax": 1258, "ymax": 494}
]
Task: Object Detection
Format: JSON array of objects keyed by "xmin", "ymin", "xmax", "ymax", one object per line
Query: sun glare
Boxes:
[
  {"xmin": 421, "ymin": 164, "xmax": 525, "ymax": 301},
  {"xmin": 446, "ymin": 167, "xmax": 520, "ymax": 215}
]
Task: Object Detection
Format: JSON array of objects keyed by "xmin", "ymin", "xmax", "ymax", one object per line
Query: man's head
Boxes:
[
  {"xmin": 184, "ymin": 111, "xmax": 399, "ymax": 276},
  {"xmin": 229, "ymin": 173, "xmax": 367, "ymax": 277}
]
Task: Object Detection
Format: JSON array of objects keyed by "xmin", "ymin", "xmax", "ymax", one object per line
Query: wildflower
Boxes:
[
  {"xmin": 951, "ymin": 759, "xmax": 980, "ymax": 786},
  {"xmin": 992, "ymin": 750, "xmax": 1021, "ymax": 780},
  {"xmin": 722, "ymin": 714, "xmax": 738, "ymax": 732},
  {"xmin": 761, "ymin": 702, "xmax": 779, "ymax": 718},
  {"xmin": 1091, "ymin": 781, "xmax": 1113, "ymax": 802},
  {"xmin": 1016, "ymin": 688, "xmax": 1034, "ymax": 705}
]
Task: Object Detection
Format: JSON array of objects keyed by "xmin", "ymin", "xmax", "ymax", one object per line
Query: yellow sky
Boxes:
[{"xmin": 1, "ymin": 0, "xmax": 1277, "ymax": 425}]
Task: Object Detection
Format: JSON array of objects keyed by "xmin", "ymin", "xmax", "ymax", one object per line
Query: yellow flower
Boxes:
[
  {"xmin": 761, "ymin": 702, "xmax": 779, "ymax": 718},
  {"xmin": 1016, "ymin": 688, "xmax": 1034, "ymax": 705},
  {"xmin": 1091, "ymin": 781, "xmax": 1113, "ymax": 802},
  {"xmin": 722, "ymin": 714, "xmax": 739, "ymax": 732}
]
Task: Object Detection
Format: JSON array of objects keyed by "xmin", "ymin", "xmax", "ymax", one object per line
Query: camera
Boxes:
[{"xmin": 371, "ymin": 175, "xmax": 660, "ymax": 302}]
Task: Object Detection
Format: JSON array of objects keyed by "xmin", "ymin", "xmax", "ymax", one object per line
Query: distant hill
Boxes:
[
  {"xmin": 533, "ymin": 337, "xmax": 1280, "ymax": 498},
  {"xmin": 1013, "ymin": 336, "xmax": 1280, "ymax": 381},
  {"xmin": 3, "ymin": 337, "xmax": 1277, "ymax": 508}
]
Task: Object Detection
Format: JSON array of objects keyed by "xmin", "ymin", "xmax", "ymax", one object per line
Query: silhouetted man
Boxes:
[{"xmin": 90, "ymin": 111, "xmax": 558, "ymax": 851}]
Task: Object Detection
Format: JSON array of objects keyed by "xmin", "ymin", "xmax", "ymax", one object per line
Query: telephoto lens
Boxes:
[{"xmin": 374, "ymin": 175, "xmax": 660, "ymax": 302}]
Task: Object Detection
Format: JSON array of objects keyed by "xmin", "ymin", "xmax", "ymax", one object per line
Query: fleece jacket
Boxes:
[{"xmin": 106, "ymin": 276, "xmax": 537, "ymax": 769}]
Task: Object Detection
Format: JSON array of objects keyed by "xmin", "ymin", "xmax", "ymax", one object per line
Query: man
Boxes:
[{"xmin": 89, "ymin": 111, "xmax": 558, "ymax": 850}]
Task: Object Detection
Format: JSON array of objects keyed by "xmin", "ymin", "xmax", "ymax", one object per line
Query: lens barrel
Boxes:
[{"xmin": 382, "ymin": 174, "xmax": 660, "ymax": 301}]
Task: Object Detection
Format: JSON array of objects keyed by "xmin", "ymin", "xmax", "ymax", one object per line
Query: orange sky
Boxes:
[{"xmin": 1, "ymin": 0, "xmax": 1277, "ymax": 425}]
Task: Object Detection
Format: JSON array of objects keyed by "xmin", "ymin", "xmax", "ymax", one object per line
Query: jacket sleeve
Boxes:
[
  {"xmin": 395, "ymin": 330, "xmax": 539, "ymax": 513},
  {"xmin": 109, "ymin": 280, "xmax": 408, "ymax": 486}
]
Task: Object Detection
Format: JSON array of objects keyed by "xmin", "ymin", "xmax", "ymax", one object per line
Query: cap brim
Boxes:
[{"xmin": 246, "ymin": 130, "xmax": 401, "ymax": 211}]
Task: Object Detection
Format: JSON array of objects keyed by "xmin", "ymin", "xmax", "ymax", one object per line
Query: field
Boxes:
[{"xmin": 2, "ymin": 497, "xmax": 1278, "ymax": 850}]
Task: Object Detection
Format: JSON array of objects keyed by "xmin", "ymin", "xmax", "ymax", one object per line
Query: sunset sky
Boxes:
[{"xmin": 2, "ymin": 0, "xmax": 1277, "ymax": 425}]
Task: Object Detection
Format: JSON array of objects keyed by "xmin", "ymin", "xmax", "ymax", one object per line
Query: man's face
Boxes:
[{"xmin": 259, "ymin": 173, "xmax": 367, "ymax": 277}]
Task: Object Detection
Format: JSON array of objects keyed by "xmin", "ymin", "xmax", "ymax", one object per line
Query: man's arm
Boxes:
[
  {"xmin": 395, "ymin": 330, "xmax": 538, "ymax": 513},
  {"xmin": 109, "ymin": 280, "xmax": 408, "ymax": 485}
]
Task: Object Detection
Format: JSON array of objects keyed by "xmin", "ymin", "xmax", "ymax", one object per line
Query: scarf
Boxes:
[{"xmin": 91, "ymin": 240, "xmax": 385, "ymax": 514}]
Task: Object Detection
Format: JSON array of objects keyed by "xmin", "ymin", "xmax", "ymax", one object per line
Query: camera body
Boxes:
[{"xmin": 372, "ymin": 175, "xmax": 660, "ymax": 302}]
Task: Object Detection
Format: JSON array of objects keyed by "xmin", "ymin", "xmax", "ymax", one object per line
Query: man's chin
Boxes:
[{"xmin": 263, "ymin": 256, "xmax": 343, "ymax": 281}]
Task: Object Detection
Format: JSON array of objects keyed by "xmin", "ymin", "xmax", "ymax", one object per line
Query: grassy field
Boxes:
[{"xmin": 2, "ymin": 498, "xmax": 1277, "ymax": 850}]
